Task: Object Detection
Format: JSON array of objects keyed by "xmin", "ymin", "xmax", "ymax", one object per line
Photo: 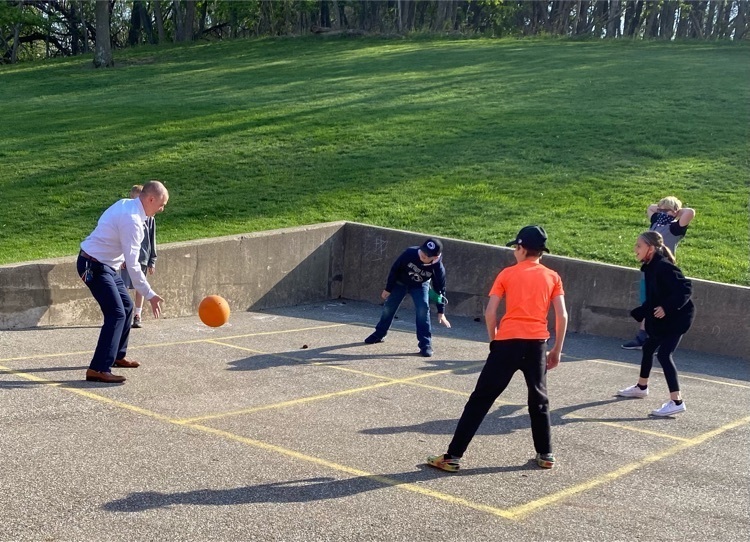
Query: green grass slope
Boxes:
[{"xmin": 1, "ymin": 37, "xmax": 748, "ymax": 284}]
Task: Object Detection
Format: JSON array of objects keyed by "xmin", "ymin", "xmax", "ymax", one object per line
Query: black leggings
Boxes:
[{"xmin": 640, "ymin": 333, "xmax": 683, "ymax": 393}]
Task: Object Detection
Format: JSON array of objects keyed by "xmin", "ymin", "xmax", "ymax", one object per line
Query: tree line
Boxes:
[{"xmin": 2, "ymin": 1, "xmax": 748, "ymax": 66}]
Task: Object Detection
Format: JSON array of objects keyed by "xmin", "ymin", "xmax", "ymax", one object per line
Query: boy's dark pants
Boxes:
[{"xmin": 447, "ymin": 339, "xmax": 551, "ymax": 458}]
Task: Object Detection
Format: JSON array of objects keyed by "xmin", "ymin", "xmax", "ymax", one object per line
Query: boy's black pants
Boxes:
[{"xmin": 447, "ymin": 339, "xmax": 551, "ymax": 458}]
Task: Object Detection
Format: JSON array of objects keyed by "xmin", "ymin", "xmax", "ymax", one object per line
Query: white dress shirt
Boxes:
[{"xmin": 81, "ymin": 198, "xmax": 156, "ymax": 300}]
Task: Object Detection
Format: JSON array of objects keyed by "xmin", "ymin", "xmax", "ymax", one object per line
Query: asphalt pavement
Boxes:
[{"xmin": 1, "ymin": 300, "xmax": 748, "ymax": 542}]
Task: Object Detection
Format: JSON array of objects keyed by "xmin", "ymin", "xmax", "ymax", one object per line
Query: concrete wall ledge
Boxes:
[{"xmin": 1, "ymin": 221, "xmax": 748, "ymax": 360}]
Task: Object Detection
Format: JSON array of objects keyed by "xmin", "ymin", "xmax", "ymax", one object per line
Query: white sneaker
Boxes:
[
  {"xmin": 617, "ymin": 384, "xmax": 649, "ymax": 398},
  {"xmin": 651, "ymin": 400, "xmax": 686, "ymax": 417}
]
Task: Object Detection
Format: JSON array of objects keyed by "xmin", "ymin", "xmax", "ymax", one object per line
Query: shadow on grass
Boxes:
[{"xmin": 4, "ymin": 38, "xmax": 747, "ymax": 282}]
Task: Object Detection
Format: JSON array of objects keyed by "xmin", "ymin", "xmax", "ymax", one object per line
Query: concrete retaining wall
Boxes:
[
  {"xmin": 0, "ymin": 222, "xmax": 346, "ymax": 330},
  {"xmin": 1, "ymin": 222, "xmax": 748, "ymax": 360},
  {"xmin": 342, "ymin": 223, "xmax": 750, "ymax": 360}
]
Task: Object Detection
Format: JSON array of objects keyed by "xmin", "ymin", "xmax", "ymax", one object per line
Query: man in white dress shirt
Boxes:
[{"xmin": 77, "ymin": 180, "xmax": 168, "ymax": 383}]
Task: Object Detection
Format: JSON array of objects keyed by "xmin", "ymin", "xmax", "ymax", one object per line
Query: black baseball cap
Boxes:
[
  {"xmin": 420, "ymin": 238, "xmax": 443, "ymax": 257},
  {"xmin": 506, "ymin": 225, "xmax": 550, "ymax": 253}
]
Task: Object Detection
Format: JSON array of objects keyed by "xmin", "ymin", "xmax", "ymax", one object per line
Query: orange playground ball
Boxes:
[{"xmin": 198, "ymin": 295, "xmax": 230, "ymax": 327}]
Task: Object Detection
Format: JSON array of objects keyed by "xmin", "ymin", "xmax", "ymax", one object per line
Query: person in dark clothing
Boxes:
[
  {"xmin": 120, "ymin": 185, "xmax": 158, "ymax": 329},
  {"xmin": 617, "ymin": 231, "xmax": 695, "ymax": 416},
  {"xmin": 364, "ymin": 238, "xmax": 450, "ymax": 357}
]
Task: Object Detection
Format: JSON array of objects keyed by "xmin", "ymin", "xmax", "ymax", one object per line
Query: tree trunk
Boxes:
[
  {"xmin": 626, "ymin": 1, "xmax": 644, "ymax": 36},
  {"xmin": 688, "ymin": 1, "xmax": 707, "ymax": 38},
  {"xmin": 153, "ymin": 0, "xmax": 166, "ymax": 43},
  {"xmin": 71, "ymin": 2, "xmax": 80, "ymax": 55},
  {"xmin": 730, "ymin": 0, "xmax": 749, "ymax": 40},
  {"xmin": 321, "ymin": 0, "xmax": 331, "ymax": 28},
  {"xmin": 705, "ymin": 0, "xmax": 716, "ymax": 38},
  {"xmin": 659, "ymin": 0, "xmax": 676, "ymax": 39},
  {"xmin": 645, "ymin": 0, "xmax": 659, "ymax": 37},
  {"xmin": 431, "ymin": 0, "xmax": 450, "ymax": 31},
  {"xmin": 417, "ymin": 0, "xmax": 428, "ymax": 29},
  {"xmin": 339, "ymin": 1, "xmax": 347, "ymax": 29},
  {"xmin": 608, "ymin": 0, "xmax": 621, "ymax": 38},
  {"xmin": 676, "ymin": 4, "xmax": 691, "ymax": 37},
  {"xmin": 198, "ymin": 0, "xmax": 208, "ymax": 37},
  {"xmin": 80, "ymin": 1, "xmax": 89, "ymax": 52},
  {"xmin": 229, "ymin": 3, "xmax": 238, "ymax": 37},
  {"xmin": 140, "ymin": 1, "xmax": 155, "ymax": 44},
  {"xmin": 575, "ymin": 1, "xmax": 589, "ymax": 35},
  {"xmin": 183, "ymin": 0, "xmax": 196, "ymax": 41},
  {"xmin": 258, "ymin": 0, "xmax": 274, "ymax": 35},
  {"xmin": 590, "ymin": 0, "xmax": 607, "ymax": 37},
  {"xmin": 93, "ymin": 0, "xmax": 113, "ymax": 67},
  {"xmin": 331, "ymin": 0, "xmax": 340, "ymax": 29},
  {"xmin": 11, "ymin": 1, "xmax": 22, "ymax": 63},
  {"xmin": 716, "ymin": 0, "xmax": 732, "ymax": 40},
  {"xmin": 129, "ymin": 0, "xmax": 143, "ymax": 45},
  {"xmin": 172, "ymin": 0, "xmax": 184, "ymax": 42},
  {"xmin": 556, "ymin": 1, "xmax": 572, "ymax": 35},
  {"xmin": 369, "ymin": 0, "xmax": 380, "ymax": 32}
]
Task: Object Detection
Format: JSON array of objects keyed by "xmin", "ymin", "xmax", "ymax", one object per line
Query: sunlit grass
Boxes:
[{"xmin": 1, "ymin": 36, "xmax": 747, "ymax": 284}]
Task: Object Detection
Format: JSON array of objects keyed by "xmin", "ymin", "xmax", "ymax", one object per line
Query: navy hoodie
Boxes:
[{"xmin": 384, "ymin": 247, "xmax": 446, "ymax": 313}]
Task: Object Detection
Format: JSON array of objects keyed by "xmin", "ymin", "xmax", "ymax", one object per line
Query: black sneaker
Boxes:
[
  {"xmin": 420, "ymin": 347, "xmax": 434, "ymax": 357},
  {"xmin": 622, "ymin": 331, "xmax": 648, "ymax": 350},
  {"xmin": 131, "ymin": 315, "xmax": 142, "ymax": 329},
  {"xmin": 621, "ymin": 337, "xmax": 644, "ymax": 350},
  {"xmin": 364, "ymin": 333, "xmax": 384, "ymax": 344}
]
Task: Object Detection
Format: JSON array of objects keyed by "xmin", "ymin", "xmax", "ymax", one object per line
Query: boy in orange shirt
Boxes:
[{"xmin": 427, "ymin": 225, "xmax": 568, "ymax": 471}]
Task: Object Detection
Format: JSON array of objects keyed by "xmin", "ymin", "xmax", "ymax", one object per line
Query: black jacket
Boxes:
[{"xmin": 631, "ymin": 253, "xmax": 695, "ymax": 336}]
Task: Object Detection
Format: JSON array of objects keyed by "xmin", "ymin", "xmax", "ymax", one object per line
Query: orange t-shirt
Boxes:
[{"xmin": 489, "ymin": 260, "xmax": 564, "ymax": 340}]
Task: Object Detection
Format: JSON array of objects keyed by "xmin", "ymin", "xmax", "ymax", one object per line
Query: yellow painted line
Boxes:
[
  {"xmin": 0, "ymin": 323, "xmax": 348, "ymax": 363},
  {"xmin": 0, "ymin": 365, "xmax": 177, "ymax": 422},
  {"xmin": 1, "ymin": 362, "xmax": 514, "ymax": 520},
  {"xmin": 176, "ymin": 347, "xmax": 473, "ymax": 423},
  {"xmin": 0, "ymin": 350, "xmax": 95, "ymax": 363},
  {"xmin": 406, "ymin": 380, "xmax": 522, "ymax": 409},
  {"xmin": 0, "ymin": 366, "xmax": 66, "ymax": 384},
  {"xmin": 122, "ymin": 324, "xmax": 351, "ymax": 352},
  {"xmin": 175, "ymin": 381, "xmax": 398, "ymax": 424},
  {"xmin": 207, "ymin": 339, "xmax": 484, "ymax": 384},
  {"xmin": 586, "ymin": 359, "xmax": 750, "ymax": 389},
  {"xmin": 5, "ymin": 361, "xmax": 748, "ymax": 521},
  {"xmin": 205, "ymin": 340, "xmax": 397, "ymax": 381},
  {"xmin": 184, "ymin": 423, "xmax": 516, "ymax": 520},
  {"xmin": 507, "ymin": 415, "xmax": 750, "ymax": 519},
  {"xmin": 562, "ymin": 414, "xmax": 691, "ymax": 442}
]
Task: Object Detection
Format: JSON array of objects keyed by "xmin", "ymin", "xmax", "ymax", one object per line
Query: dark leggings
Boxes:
[{"xmin": 640, "ymin": 334, "xmax": 683, "ymax": 393}]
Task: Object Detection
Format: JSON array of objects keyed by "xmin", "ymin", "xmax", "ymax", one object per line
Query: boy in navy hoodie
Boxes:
[{"xmin": 364, "ymin": 238, "xmax": 450, "ymax": 357}]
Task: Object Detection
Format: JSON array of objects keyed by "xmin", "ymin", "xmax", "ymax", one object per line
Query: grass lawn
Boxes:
[{"xmin": 1, "ymin": 36, "xmax": 748, "ymax": 285}]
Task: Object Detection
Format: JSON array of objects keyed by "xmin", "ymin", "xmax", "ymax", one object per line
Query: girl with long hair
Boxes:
[{"xmin": 617, "ymin": 231, "xmax": 695, "ymax": 416}]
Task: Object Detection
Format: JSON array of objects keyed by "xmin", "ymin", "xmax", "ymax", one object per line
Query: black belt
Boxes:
[{"xmin": 79, "ymin": 250, "xmax": 101, "ymax": 263}]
